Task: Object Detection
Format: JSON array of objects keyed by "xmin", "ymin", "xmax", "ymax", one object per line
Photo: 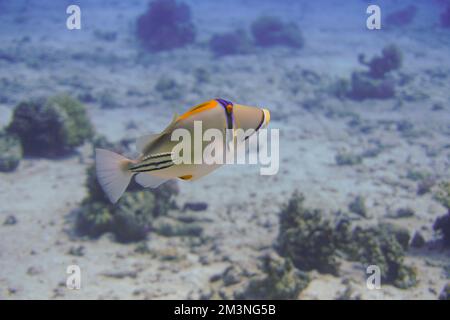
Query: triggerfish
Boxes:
[{"xmin": 96, "ymin": 99, "xmax": 270, "ymax": 203}]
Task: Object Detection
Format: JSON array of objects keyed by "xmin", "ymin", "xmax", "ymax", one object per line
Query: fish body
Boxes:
[{"xmin": 96, "ymin": 99, "xmax": 270, "ymax": 203}]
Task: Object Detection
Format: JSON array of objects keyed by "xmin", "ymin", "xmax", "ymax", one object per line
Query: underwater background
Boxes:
[{"xmin": 0, "ymin": 0, "xmax": 449, "ymax": 299}]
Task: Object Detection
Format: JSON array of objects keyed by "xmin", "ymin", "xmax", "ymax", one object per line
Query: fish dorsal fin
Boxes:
[
  {"xmin": 136, "ymin": 133, "xmax": 161, "ymax": 153},
  {"xmin": 186, "ymin": 101, "xmax": 212, "ymax": 112},
  {"xmin": 162, "ymin": 113, "xmax": 179, "ymax": 133}
]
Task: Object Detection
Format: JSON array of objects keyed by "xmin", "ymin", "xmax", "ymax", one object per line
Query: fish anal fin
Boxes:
[{"xmin": 135, "ymin": 172, "xmax": 168, "ymax": 188}]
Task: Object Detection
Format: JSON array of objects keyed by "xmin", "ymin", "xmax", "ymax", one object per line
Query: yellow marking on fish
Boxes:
[
  {"xmin": 179, "ymin": 175, "xmax": 193, "ymax": 180},
  {"xmin": 178, "ymin": 100, "xmax": 218, "ymax": 121}
]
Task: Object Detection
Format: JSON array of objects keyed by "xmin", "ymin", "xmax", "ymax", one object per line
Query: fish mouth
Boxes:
[{"xmin": 262, "ymin": 108, "xmax": 271, "ymax": 128}]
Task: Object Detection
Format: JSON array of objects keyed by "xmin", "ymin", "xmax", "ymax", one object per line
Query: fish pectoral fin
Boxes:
[
  {"xmin": 179, "ymin": 175, "xmax": 193, "ymax": 180},
  {"xmin": 135, "ymin": 173, "xmax": 169, "ymax": 188},
  {"xmin": 136, "ymin": 133, "xmax": 162, "ymax": 153}
]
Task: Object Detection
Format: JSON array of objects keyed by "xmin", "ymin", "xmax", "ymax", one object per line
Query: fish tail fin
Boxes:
[{"xmin": 95, "ymin": 148, "xmax": 133, "ymax": 204}]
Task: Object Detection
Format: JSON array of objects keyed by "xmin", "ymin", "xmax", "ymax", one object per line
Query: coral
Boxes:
[
  {"xmin": 182, "ymin": 202, "xmax": 208, "ymax": 212},
  {"xmin": 347, "ymin": 45, "xmax": 402, "ymax": 100},
  {"xmin": 406, "ymin": 169, "xmax": 431, "ymax": 182},
  {"xmin": 410, "ymin": 231, "xmax": 425, "ymax": 248},
  {"xmin": 151, "ymin": 216, "xmax": 203, "ymax": 237},
  {"xmin": 76, "ymin": 159, "xmax": 179, "ymax": 242},
  {"xmin": 276, "ymin": 192, "xmax": 417, "ymax": 289},
  {"xmin": 3, "ymin": 215, "xmax": 17, "ymax": 226},
  {"xmin": 76, "ymin": 202, "xmax": 114, "ymax": 238},
  {"xmin": 379, "ymin": 223, "xmax": 411, "ymax": 250},
  {"xmin": 343, "ymin": 224, "xmax": 416, "ymax": 289},
  {"xmin": 113, "ymin": 191, "xmax": 156, "ymax": 242},
  {"xmin": 433, "ymin": 182, "xmax": 450, "ymax": 246},
  {"xmin": 434, "ymin": 181, "xmax": 450, "ymax": 211},
  {"xmin": 239, "ymin": 253, "xmax": 310, "ymax": 299},
  {"xmin": 136, "ymin": 0, "xmax": 195, "ymax": 52},
  {"xmin": 441, "ymin": 5, "xmax": 450, "ymax": 28},
  {"xmin": 358, "ymin": 45, "xmax": 403, "ymax": 79},
  {"xmin": 251, "ymin": 16, "xmax": 304, "ymax": 48},
  {"xmin": 348, "ymin": 71, "xmax": 395, "ymax": 100},
  {"xmin": 417, "ymin": 177, "xmax": 435, "ymax": 195},
  {"xmin": 0, "ymin": 131, "xmax": 22, "ymax": 172},
  {"xmin": 7, "ymin": 95, "xmax": 93, "ymax": 156},
  {"xmin": 151, "ymin": 179, "xmax": 179, "ymax": 215},
  {"xmin": 335, "ymin": 151, "xmax": 363, "ymax": 166},
  {"xmin": 393, "ymin": 207, "xmax": 415, "ymax": 219},
  {"xmin": 348, "ymin": 196, "xmax": 368, "ymax": 218},
  {"xmin": 277, "ymin": 192, "xmax": 340, "ymax": 275},
  {"xmin": 209, "ymin": 30, "xmax": 252, "ymax": 56},
  {"xmin": 433, "ymin": 214, "xmax": 450, "ymax": 247},
  {"xmin": 439, "ymin": 283, "xmax": 450, "ymax": 300},
  {"xmin": 386, "ymin": 5, "xmax": 417, "ymax": 27}
]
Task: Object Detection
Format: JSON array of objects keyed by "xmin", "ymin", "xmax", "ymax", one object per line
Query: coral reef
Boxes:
[
  {"xmin": 238, "ymin": 253, "xmax": 310, "ymax": 299},
  {"xmin": 251, "ymin": 16, "xmax": 304, "ymax": 48},
  {"xmin": 433, "ymin": 182, "xmax": 450, "ymax": 247},
  {"xmin": 348, "ymin": 72, "xmax": 395, "ymax": 100},
  {"xmin": 277, "ymin": 192, "xmax": 417, "ymax": 289},
  {"xmin": 348, "ymin": 196, "xmax": 368, "ymax": 218},
  {"xmin": 152, "ymin": 216, "xmax": 203, "ymax": 237},
  {"xmin": 410, "ymin": 231, "xmax": 425, "ymax": 248},
  {"xmin": 386, "ymin": 5, "xmax": 417, "ymax": 27},
  {"xmin": 209, "ymin": 30, "xmax": 252, "ymax": 56},
  {"xmin": 433, "ymin": 212, "xmax": 450, "ymax": 247},
  {"xmin": 434, "ymin": 181, "xmax": 450, "ymax": 211},
  {"xmin": 277, "ymin": 192, "xmax": 340, "ymax": 275},
  {"xmin": 136, "ymin": 0, "xmax": 196, "ymax": 52},
  {"xmin": 76, "ymin": 201, "xmax": 114, "ymax": 238},
  {"xmin": 343, "ymin": 224, "xmax": 416, "ymax": 289},
  {"xmin": 439, "ymin": 283, "xmax": 450, "ymax": 300},
  {"xmin": 113, "ymin": 191, "xmax": 157, "ymax": 242},
  {"xmin": 359, "ymin": 45, "xmax": 403, "ymax": 79},
  {"xmin": 0, "ymin": 130, "xmax": 22, "ymax": 172},
  {"xmin": 76, "ymin": 157, "xmax": 179, "ymax": 242},
  {"xmin": 7, "ymin": 95, "xmax": 93, "ymax": 156},
  {"xmin": 346, "ymin": 45, "xmax": 402, "ymax": 100},
  {"xmin": 182, "ymin": 202, "xmax": 208, "ymax": 212}
]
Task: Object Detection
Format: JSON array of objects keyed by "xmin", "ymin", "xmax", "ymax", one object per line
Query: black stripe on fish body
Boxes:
[
  {"xmin": 130, "ymin": 158, "xmax": 173, "ymax": 171},
  {"xmin": 131, "ymin": 153, "xmax": 173, "ymax": 170},
  {"xmin": 131, "ymin": 162, "xmax": 174, "ymax": 173},
  {"xmin": 244, "ymin": 110, "xmax": 265, "ymax": 141},
  {"xmin": 142, "ymin": 152, "xmax": 172, "ymax": 160}
]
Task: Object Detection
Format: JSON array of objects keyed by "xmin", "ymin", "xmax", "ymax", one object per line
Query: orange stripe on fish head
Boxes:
[{"xmin": 178, "ymin": 100, "xmax": 218, "ymax": 121}]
